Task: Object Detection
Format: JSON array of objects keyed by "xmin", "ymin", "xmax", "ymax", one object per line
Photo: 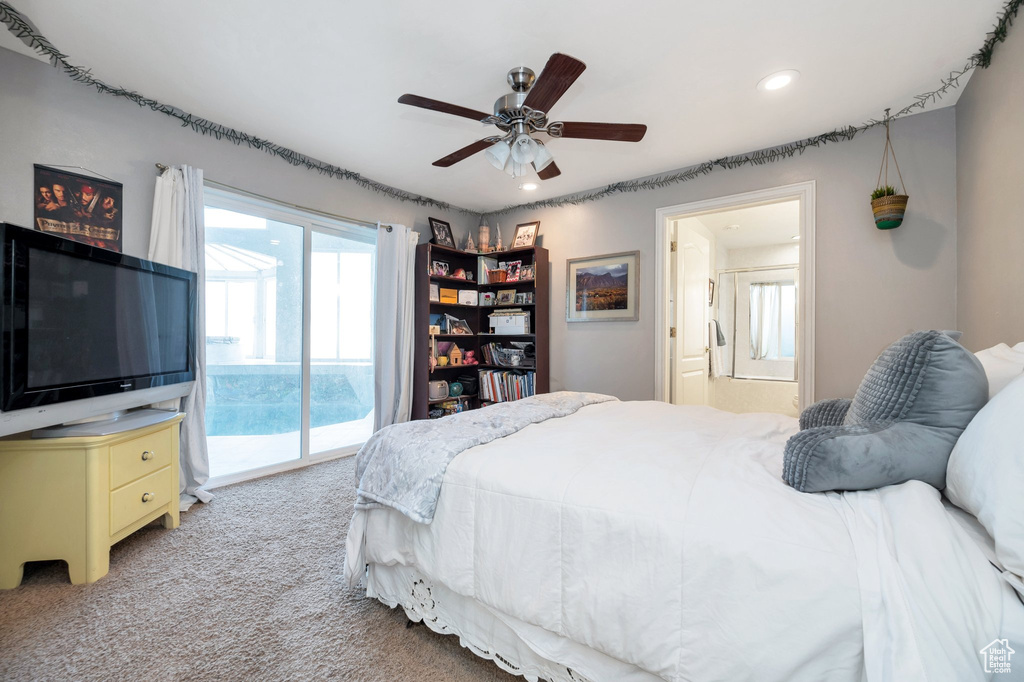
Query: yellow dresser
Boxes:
[{"xmin": 0, "ymin": 414, "xmax": 183, "ymax": 588}]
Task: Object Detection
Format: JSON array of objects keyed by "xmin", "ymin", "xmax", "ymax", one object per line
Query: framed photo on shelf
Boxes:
[
  {"xmin": 504, "ymin": 260, "xmax": 522, "ymax": 282},
  {"xmin": 448, "ymin": 317, "xmax": 473, "ymax": 335},
  {"xmin": 514, "ymin": 293, "xmax": 527, "ymax": 305},
  {"xmin": 566, "ymin": 250, "xmax": 640, "ymax": 322},
  {"xmin": 520, "ymin": 264, "xmax": 535, "ymax": 281},
  {"xmin": 429, "ymin": 282, "xmax": 440, "ymax": 302},
  {"xmin": 480, "ymin": 291, "xmax": 495, "ymax": 306},
  {"xmin": 496, "ymin": 289, "xmax": 516, "ymax": 305},
  {"xmin": 511, "ymin": 221, "xmax": 539, "ymax": 248},
  {"xmin": 429, "ymin": 217, "xmax": 456, "ymax": 248},
  {"xmin": 431, "ymin": 260, "xmax": 450, "ymax": 276}
]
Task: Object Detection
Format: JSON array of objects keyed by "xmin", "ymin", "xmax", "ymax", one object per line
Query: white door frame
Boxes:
[{"xmin": 654, "ymin": 181, "xmax": 816, "ymax": 411}]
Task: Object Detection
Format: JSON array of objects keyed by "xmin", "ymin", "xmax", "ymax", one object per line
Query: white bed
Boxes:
[{"xmin": 347, "ymin": 399, "xmax": 1024, "ymax": 681}]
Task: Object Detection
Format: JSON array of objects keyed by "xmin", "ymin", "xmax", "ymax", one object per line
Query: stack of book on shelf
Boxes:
[
  {"xmin": 480, "ymin": 369, "xmax": 535, "ymax": 403},
  {"xmin": 479, "ymin": 341, "xmax": 534, "ymax": 368}
]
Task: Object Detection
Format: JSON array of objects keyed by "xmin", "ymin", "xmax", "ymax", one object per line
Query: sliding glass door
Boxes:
[{"xmin": 203, "ymin": 188, "xmax": 375, "ymax": 481}]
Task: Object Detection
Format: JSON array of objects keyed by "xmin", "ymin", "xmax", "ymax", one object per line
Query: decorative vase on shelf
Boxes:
[
  {"xmin": 465, "ymin": 232, "xmax": 476, "ymax": 252},
  {"xmin": 477, "ymin": 218, "xmax": 491, "ymax": 253},
  {"xmin": 495, "ymin": 222, "xmax": 504, "ymax": 251}
]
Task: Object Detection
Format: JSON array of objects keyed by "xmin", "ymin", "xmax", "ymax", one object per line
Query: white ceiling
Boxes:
[
  {"xmin": 3, "ymin": 0, "xmax": 1003, "ymax": 212},
  {"xmin": 693, "ymin": 200, "xmax": 800, "ymax": 250}
]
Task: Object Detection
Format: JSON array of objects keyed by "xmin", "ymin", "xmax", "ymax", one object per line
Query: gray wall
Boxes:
[
  {"xmin": 482, "ymin": 108, "xmax": 959, "ymax": 401},
  {"xmin": 0, "ymin": 46, "xmax": 473, "ymax": 434},
  {"xmin": 0, "ymin": 47, "xmax": 474, "ymax": 255},
  {"xmin": 955, "ymin": 25, "xmax": 1024, "ymax": 350},
  {"xmin": 0, "ymin": 45, "xmax": 962, "ymax": 408}
]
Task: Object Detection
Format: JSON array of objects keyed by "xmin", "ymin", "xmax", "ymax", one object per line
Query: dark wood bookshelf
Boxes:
[{"xmin": 413, "ymin": 242, "xmax": 549, "ymax": 419}]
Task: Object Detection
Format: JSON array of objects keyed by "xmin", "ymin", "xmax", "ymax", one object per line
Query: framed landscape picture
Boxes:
[
  {"xmin": 566, "ymin": 251, "xmax": 640, "ymax": 322},
  {"xmin": 428, "ymin": 217, "xmax": 456, "ymax": 248}
]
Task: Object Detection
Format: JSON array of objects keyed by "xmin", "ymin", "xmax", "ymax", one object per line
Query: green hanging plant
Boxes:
[
  {"xmin": 870, "ymin": 111, "xmax": 910, "ymax": 230},
  {"xmin": 870, "ymin": 185, "xmax": 898, "ymax": 200}
]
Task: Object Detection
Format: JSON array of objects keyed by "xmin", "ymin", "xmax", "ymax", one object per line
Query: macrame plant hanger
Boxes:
[{"xmin": 871, "ymin": 109, "xmax": 910, "ymax": 230}]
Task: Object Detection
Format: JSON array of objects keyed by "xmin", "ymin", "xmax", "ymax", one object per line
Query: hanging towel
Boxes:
[
  {"xmin": 713, "ymin": 319, "xmax": 727, "ymax": 347},
  {"xmin": 709, "ymin": 321, "xmax": 726, "ymax": 379}
]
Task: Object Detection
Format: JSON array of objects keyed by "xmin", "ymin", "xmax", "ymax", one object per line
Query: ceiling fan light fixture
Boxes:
[
  {"xmin": 505, "ymin": 159, "xmax": 529, "ymax": 178},
  {"xmin": 510, "ymin": 134, "xmax": 539, "ymax": 164},
  {"xmin": 484, "ymin": 140, "xmax": 512, "ymax": 170},
  {"xmin": 531, "ymin": 141, "xmax": 554, "ymax": 172},
  {"xmin": 519, "ymin": 182, "xmax": 539, "ymax": 191}
]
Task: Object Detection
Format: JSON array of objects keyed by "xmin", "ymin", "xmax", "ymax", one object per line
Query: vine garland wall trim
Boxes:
[
  {"xmin": 484, "ymin": 0, "xmax": 1021, "ymax": 217},
  {"xmin": 2, "ymin": 0, "xmax": 1020, "ymax": 218},
  {"xmin": 0, "ymin": 1, "xmax": 472, "ymax": 215}
]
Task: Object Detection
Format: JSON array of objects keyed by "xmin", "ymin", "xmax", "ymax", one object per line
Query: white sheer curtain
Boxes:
[
  {"xmin": 749, "ymin": 282, "xmax": 781, "ymax": 361},
  {"xmin": 149, "ymin": 165, "xmax": 212, "ymax": 510},
  {"xmin": 373, "ymin": 223, "xmax": 418, "ymax": 431}
]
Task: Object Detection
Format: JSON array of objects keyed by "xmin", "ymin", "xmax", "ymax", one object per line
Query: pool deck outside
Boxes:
[{"xmin": 208, "ymin": 411, "xmax": 374, "ymax": 478}]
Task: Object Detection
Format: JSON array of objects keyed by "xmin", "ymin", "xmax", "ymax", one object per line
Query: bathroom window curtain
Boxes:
[
  {"xmin": 373, "ymin": 223, "xmax": 418, "ymax": 431},
  {"xmin": 149, "ymin": 165, "xmax": 212, "ymax": 510},
  {"xmin": 749, "ymin": 282, "xmax": 781, "ymax": 361}
]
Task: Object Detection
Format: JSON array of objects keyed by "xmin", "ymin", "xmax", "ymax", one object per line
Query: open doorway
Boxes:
[{"xmin": 655, "ymin": 182, "xmax": 815, "ymax": 415}]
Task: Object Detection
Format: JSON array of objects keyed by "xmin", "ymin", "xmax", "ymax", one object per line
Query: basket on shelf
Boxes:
[
  {"xmin": 488, "ymin": 269, "xmax": 508, "ymax": 283},
  {"xmin": 871, "ymin": 111, "xmax": 909, "ymax": 230}
]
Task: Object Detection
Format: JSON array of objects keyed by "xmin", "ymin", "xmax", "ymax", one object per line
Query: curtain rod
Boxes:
[
  {"xmin": 154, "ymin": 163, "xmax": 391, "ymax": 231},
  {"xmin": 717, "ymin": 263, "xmax": 799, "ymax": 275}
]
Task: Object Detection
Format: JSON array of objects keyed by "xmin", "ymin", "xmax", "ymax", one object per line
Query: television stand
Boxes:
[
  {"xmin": 0, "ymin": 413, "xmax": 183, "ymax": 588},
  {"xmin": 32, "ymin": 408, "xmax": 181, "ymax": 438}
]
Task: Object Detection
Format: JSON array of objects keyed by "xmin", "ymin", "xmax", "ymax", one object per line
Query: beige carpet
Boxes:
[{"xmin": 0, "ymin": 456, "xmax": 515, "ymax": 681}]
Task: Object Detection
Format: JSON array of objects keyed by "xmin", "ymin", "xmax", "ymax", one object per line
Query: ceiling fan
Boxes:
[{"xmin": 398, "ymin": 53, "xmax": 647, "ymax": 181}]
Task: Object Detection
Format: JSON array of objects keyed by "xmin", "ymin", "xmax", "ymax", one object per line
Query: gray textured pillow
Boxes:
[{"xmin": 783, "ymin": 330, "xmax": 988, "ymax": 493}]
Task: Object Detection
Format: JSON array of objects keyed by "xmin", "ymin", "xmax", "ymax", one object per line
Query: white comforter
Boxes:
[{"xmin": 349, "ymin": 400, "xmax": 1022, "ymax": 681}]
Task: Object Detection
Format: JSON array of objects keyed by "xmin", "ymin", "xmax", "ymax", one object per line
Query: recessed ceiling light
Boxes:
[
  {"xmin": 757, "ymin": 70, "xmax": 800, "ymax": 92},
  {"xmin": 519, "ymin": 182, "xmax": 538, "ymax": 191},
  {"xmin": 791, "ymin": 235, "xmax": 800, "ymax": 240}
]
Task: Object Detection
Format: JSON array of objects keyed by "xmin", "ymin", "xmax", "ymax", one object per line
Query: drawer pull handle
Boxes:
[
  {"xmin": 141, "ymin": 492, "xmax": 154, "ymax": 503},
  {"xmin": 141, "ymin": 450, "xmax": 154, "ymax": 461}
]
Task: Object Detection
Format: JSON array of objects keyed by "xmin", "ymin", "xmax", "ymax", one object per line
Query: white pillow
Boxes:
[
  {"xmin": 974, "ymin": 343, "xmax": 1024, "ymax": 399},
  {"xmin": 945, "ymin": 372, "xmax": 1024, "ymax": 584}
]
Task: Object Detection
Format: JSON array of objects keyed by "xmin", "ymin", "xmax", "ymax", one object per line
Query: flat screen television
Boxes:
[{"xmin": 1, "ymin": 222, "xmax": 196, "ymax": 412}]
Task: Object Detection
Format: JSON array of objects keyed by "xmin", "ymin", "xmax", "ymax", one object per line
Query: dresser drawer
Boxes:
[
  {"xmin": 110, "ymin": 467, "xmax": 172, "ymax": 536},
  {"xmin": 110, "ymin": 428, "xmax": 173, "ymax": 489}
]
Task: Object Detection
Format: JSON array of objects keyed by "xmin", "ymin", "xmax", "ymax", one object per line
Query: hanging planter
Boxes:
[{"xmin": 871, "ymin": 111, "xmax": 910, "ymax": 230}]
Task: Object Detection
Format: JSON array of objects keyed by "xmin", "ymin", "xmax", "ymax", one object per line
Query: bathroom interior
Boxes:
[{"xmin": 678, "ymin": 199, "xmax": 800, "ymax": 417}]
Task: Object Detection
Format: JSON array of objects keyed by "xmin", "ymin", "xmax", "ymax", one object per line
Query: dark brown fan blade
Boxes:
[
  {"xmin": 557, "ymin": 122, "xmax": 647, "ymax": 142},
  {"xmin": 398, "ymin": 94, "xmax": 490, "ymax": 122},
  {"xmin": 537, "ymin": 162, "xmax": 561, "ymax": 180},
  {"xmin": 522, "ymin": 53, "xmax": 586, "ymax": 113},
  {"xmin": 432, "ymin": 139, "xmax": 494, "ymax": 167}
]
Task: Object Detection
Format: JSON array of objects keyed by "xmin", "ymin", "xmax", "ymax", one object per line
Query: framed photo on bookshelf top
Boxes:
[
  {"xmin": 496, "ymin": 289, "xmax": 516, "ymax": 305},
  {"xmin": 511, "ymin": 221, "xmax": 539, "ymax": 248},
  {"xmin": 566, "ymin": 250, "xmax": 640, "ymax": 322},
  {"xmin": 429, "ymin": 217, "xmax": 456, "ymax": 248}
]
